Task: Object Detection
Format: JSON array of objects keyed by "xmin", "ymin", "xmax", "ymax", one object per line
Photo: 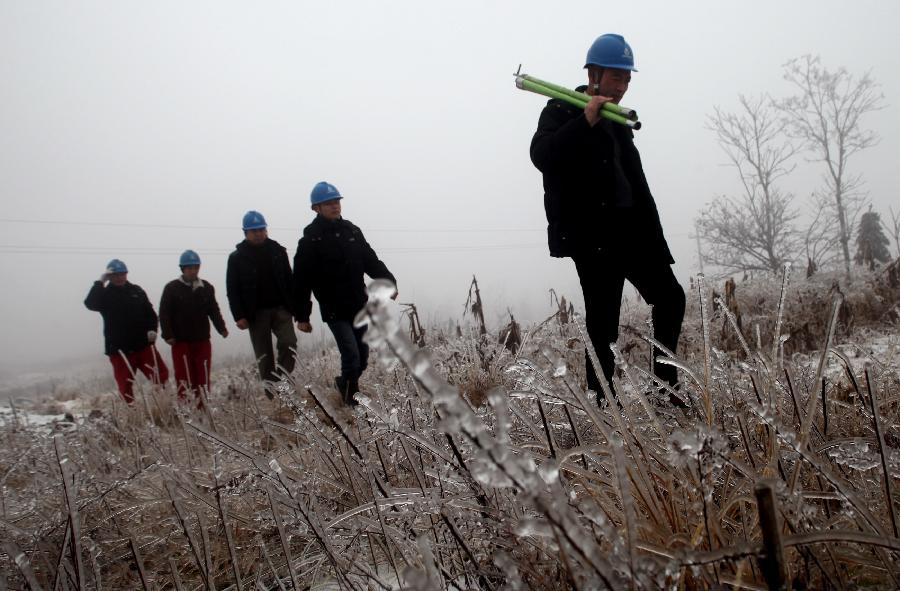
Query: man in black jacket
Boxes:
[
  {"xmin": 160, "ymin": 249, "xmax": 228, "ymax": 407},
  {"xmin": 226, "ymin": 211, "xmax": 297, "ymax": 397},
  {"xmin": 293, "ymin": 182, "xmax": 396, "ymax": 405},
  {"xmin": 530, "ymin": 33, "xmax": 686, "ymax": 406},
  {"xmin": 85, "ymin": 259, "xmax": 169, "ymax": 403}
]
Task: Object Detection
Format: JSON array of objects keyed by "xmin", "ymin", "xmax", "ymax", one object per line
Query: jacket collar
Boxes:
[
  {"xmin": 179, "ymin": 276, "xmax": 204, "ymax": 290},
  {"xmin": 312, "ymin": 214, "xmax": 344, "ymax": 227},
  {"xmin": 236, "ymin": 237, "xmax": 276, "ymax": 251}
]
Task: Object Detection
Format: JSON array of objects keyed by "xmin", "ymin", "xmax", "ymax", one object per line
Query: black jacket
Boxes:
[
  {"xmin": 84, "ymin": 281, "xmax": 158, "ymax": 355},
  {"xmin": 293, "ymin": 216, "xmax": 396, "ymax": 323},
  {"xmin": 530, "ymin": 89, "xmax": 674, "ymax": 263},
  {"xmin": 226, "ymin": 238, "xmax": 294, "ymax": 322},
  {"xmin": 159, "ymin": 278, "xmax": 227, "ymax": 342}
]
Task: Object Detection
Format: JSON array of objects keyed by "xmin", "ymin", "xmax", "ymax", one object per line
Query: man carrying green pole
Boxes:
[
  {"xmin": 515, "ymin": 73, "xmax": 639, "ymax": 124},
  {"xmin": 528, "ymin": 33, "xmax": 686, "ymax": 408}
]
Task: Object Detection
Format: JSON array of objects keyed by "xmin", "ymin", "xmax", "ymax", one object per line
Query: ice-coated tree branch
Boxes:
[
  {"xmin": 697, "ymin": 95, "xmax": 800, "ymax": 276},
  {"xmin": 780, "ymin": 55, "xmax": 884, "ymax": 280}
]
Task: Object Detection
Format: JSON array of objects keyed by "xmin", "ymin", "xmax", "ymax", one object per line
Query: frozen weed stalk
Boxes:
[
  {"xmin": 2, "ymin": 270, "xmax": 900, "ymax": 589},
  {"xmin": 357, "ymin": 279, "xmax": 629, "ymax": 588}
]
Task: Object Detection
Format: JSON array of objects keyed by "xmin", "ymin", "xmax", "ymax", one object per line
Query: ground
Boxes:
[{"xmin": 1, "ymin": 268, "xmax": 898, "ymax": 590}]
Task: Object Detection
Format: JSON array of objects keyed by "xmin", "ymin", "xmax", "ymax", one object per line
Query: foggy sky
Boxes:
[{"xmin": 2, "ymin": 0, "xmax": 899, "ymax": 378}]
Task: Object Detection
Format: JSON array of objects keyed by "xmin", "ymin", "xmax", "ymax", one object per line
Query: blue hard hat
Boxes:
[
  {"xmin": 585, "ymin": 34, "xmax": 637, "ymax": 71},
  {"xmin": 242, "ymin": 210, "xmax": 267, "ymax": 231},
  {"xmin": 179, "ymin": 249, "xmax": 201, "ymax": 267},
  {"xmin": 310, "ymin": 181, "xmax": 343, "ymax": 205},
  {"xmin": 106, "ymin": 259, "xmax": 128, "ymax": 274}
]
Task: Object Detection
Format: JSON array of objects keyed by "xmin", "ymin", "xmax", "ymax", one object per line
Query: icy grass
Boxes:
[{"xmin": 1, "ymin": 270, "xmax": 899, "ymax": 589}]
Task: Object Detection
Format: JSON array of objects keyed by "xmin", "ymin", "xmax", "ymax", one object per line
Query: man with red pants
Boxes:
[
  {"xmin": 159, "ymin": 250, "xmax": 229, "ymax": 407},
  {"xmin": 85, "ymin": 259, "xmax": 169, "ymax": 403}
]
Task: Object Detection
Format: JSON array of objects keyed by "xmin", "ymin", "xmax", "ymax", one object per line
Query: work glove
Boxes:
[{"xmin": 147, "ymin": 330, "xmax": 157, "ymax": 343}]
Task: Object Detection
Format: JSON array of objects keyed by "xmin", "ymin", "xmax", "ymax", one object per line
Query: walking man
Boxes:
[
  {"xmin": 529, "ymin": 34, "xmax": 686, "ymax": 406},
  {"xmin": 85, "ymin": 259, "xmax": 169, "ymax": 403},
  {"xmin": 159, "ymin": 250, "xmax": 229, "ymax": 407},
  {"xmin": 293, "ymin": 182, "xmax": 397, "ymax": 405},
  {"xmin": 226, "ymin": 211, "xmax": 297, "ymax": 397}
]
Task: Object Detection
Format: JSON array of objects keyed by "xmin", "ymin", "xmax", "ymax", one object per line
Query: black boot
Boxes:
[
  {"xmin": 668, "ymin": 388, "xmax": 688, "ymax": 409},
  {"xmin": 347, "ymin": 378, "xmax": 360, "ymax": 406},
  {"xmin": 334, "ymin": 375, "xmax": 350, "ymax": 403}
]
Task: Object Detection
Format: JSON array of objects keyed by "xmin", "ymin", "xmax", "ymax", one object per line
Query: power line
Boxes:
[
  {"xmin": 0, "ymin": 216, "xmax": 693, "ymax": 237},
  {"xmin": 0, "ymin": 218, "xmax": 234, "ymax": 230},
  {"xmin": 0, "ymin": 243, "xmax": 545, "ymax": 256},
  {"xmin": 0, "ymin": 217, "xmax": 549, "ymax": 256},
  {"xmin": 0, "ymin": 217, "xmax": 544, "ymax": 233}
]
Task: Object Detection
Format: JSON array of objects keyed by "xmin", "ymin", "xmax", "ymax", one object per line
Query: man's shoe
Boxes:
[
  {"xmin": 335, "ymin": 375, "xmax": 355, "ymax": 405},
  {"xmin": 666, "ymin": 384, "xmax": 688, "ymax": 409},
  {"xmin": 347, "ymin": 378, "xmax": 360, "ymax": 406},
  {"xmin": 669, "ymin": 393, "xmax": 688, "ymax": 408}
]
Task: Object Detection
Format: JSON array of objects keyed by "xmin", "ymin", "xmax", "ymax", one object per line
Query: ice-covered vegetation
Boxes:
[{"xmin": 1, "ymin": 266, "xmax": 899, "ymax": 589}]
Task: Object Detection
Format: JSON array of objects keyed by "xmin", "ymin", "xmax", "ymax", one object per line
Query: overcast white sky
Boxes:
[{"xmin": 1, "ymin": 0, "xmax": 898, "ymax": 378}]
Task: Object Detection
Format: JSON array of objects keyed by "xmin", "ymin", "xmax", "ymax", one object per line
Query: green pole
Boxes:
[
  {"xmin": 516, "ymin": 76, "xmax": 641, "ymax": 130},
  {"xmin": 519, "ymin": 74, "xmax": 638, "ymax": 121},
  {"xmin": 598, "ymin": 108, "xmax": 640, "ymax": 129},
  {"xmin": 602, "ymin": 101, "xmax": 637, "ymax": 121},
  {"xmin": 602, "ymin": 102, "xmax": 638, "ymax": 121},
  {"xmin": 516, "ymin": 76, "xmax": 587, "ymax": 107},
  {"xmin": 520, "ymin": 74, "xmax": 590, "ymax": 104}
]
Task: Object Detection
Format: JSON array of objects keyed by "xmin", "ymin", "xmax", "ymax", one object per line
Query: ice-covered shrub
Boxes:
[{"xmin": 1, "ymin": 271, "xmax": 898, "ymax": 589}]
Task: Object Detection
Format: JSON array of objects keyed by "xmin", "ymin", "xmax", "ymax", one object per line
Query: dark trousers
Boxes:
[
  {"xmin": 572, "ymin": 250, "xmax": 685, "ymax": 394},
  {"xmin": 327, "ymin": 321, "xmax": 369, "ymax": 380},
  {"xmin": 248, "ymin": 306, "xmax": 297, "ymax": 382},
  {"xmin": 109, "ymin": 345, "xmax": 169, "ymax": 403}
]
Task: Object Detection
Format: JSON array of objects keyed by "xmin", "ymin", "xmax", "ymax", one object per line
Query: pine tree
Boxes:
[{"xmin": 854, "ymin": 207, "xmax": 892, "ymax": 270}]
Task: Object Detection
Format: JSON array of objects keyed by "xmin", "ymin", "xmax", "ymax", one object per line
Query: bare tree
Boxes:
[
  {"xmin": 803, "ymin": 193, "xmax": 842, "ymax": 277},
  {"xmin": 780, "ymin": 55, "xmax": 884, "ymax": 281},
  {"xmin": 696, "ymin": 95, "xmax": 799, "ymax": 276}
]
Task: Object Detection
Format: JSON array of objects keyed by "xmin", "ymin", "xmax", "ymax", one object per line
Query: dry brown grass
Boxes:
[{"xmin": 1, "ymin": 270, "xmax": 898, "ymax": 589}]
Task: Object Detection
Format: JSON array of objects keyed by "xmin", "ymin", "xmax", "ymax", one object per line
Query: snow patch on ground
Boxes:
[{"xmin": 0, "ymin": 404, "xmax": 68, "ymax": 428}]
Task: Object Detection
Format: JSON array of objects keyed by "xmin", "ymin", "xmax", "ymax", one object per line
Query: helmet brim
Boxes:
[
  {"xmin": 311, "ymin": 196, "xmax": 343, "ymax": 206},
  {"xmin": 584, "ymin": 63, "xmax": 638, "ymax": 72}
]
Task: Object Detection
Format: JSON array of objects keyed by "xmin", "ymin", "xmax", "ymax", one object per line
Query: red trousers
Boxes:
[
  {"xmin": 171, "ymin": 340, "xmax": 212, "ymax": 406},
  {"xmin": 109, "ymin": 345, "xmax": 169, "ymax": 403}
]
